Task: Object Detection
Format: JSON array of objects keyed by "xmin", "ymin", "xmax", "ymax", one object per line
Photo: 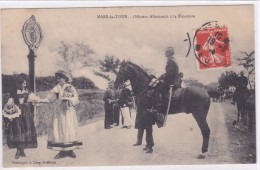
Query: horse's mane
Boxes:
[{"xmin": 127, "ymin": 61, "xmax": 150, "ymax": 78}]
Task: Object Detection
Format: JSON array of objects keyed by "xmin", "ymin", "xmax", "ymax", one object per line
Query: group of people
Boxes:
[
  {"xmin": 103, "ymin": 81, "xmax": 133, "ymax": 129},
  {"xmin": 3, "ymin": 70, "xmax": 83, "ymax": 160},
  {"xmin": 4, "ymin": 45, "xmax": 246, "ymax": 160}
]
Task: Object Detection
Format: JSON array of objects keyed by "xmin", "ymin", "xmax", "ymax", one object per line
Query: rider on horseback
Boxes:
[
  {"xmin": 161, "ymin": 47, "xmax": 181, "ymax": 111},
  {"xmin": 232, "ymin": 71, "xmax": 248, "ymax": 105},
  {"xmin": 151, "ymin": 47, "xmax": 182, "ymax": 116},
  {"xmin": 160, "ymin": 47, "xmax": 180, "ymax": 92}
]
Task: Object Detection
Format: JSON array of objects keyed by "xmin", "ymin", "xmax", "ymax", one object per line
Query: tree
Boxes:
[
  {"xmin": 234, "ymin": 51, "xmax": 255, "ymax": 89},
  {"xmin": 57, "ymin": 41, "xmax": 96, "ymax": 74},
  {"xmin": 93, "ymin": 71, "xmax": 111, "ymax": 81},
  {"xmin": 218, "ymin": 71, "xmax": 238, "ymax": 89},
  {"xmin": 204, "ymin": 82, "xmax": 219, "ymax": 90},
  {"xmin": 183, "ymin": 78, "xmax": 204, "ymax": 88},
  {"xmin": 99, "ymin": 55, "xmax": 120, "ymax": 75}
]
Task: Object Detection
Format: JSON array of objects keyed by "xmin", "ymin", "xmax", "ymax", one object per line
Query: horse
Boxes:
[{"xmin": 114, "ymin": 61, "xmax": 211, "ymax": 158}]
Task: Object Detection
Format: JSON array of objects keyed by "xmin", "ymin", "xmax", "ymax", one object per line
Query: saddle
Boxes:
[
  {"xmin": 171, "ymin": 88, "xmax": 183, "ymax": 101},
  {"xmin": 163, "ymin": 87, "xmax": 186, "ymax": 115}
]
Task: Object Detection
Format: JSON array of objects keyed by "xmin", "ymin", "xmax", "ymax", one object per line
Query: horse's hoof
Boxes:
[{"xmin": 197, "ymin": 153, "xmax": 207, "ymax": 159}]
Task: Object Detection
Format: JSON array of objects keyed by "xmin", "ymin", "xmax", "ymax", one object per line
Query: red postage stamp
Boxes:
[{"xmin": 194, "ymin": 26, "xmax": 231, "ymax": 70}]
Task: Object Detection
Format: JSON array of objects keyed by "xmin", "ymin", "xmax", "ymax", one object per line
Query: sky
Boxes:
[{"xmin": 1, "ymin": 5, "xmax": 255, "ymax": 89}]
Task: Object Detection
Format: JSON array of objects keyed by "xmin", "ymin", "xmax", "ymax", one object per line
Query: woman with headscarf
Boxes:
[
  {"xmin": 46, "ymin": 70, "xmax": 82, "ymax": 159},
  {"xmin": 2, "ymin": 74, "xmax": 49, "ymax": 159}
]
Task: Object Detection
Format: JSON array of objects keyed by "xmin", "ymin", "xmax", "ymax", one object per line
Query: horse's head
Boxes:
[
  {"xmin": 114, "ymin": 60, "xmax": 151, "ymax": 94},
  {"xmin": 114, "ymin": 60, "xmax": 131, "ymax": 89}
]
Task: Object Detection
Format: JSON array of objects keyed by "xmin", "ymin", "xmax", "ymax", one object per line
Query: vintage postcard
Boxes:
[{"xmin": 1, "ymin": 3, "xmax": 256, "ymax": 169}]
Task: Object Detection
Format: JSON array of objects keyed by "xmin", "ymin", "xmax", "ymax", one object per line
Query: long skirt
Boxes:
[
  {"xmin": 121, "ymin": 107, "xmax": 132, "ymax": 126},
  {"xmin": 47, "ymin": 103, "xmax": 82, "ymax": 151},
  {"xmin": 6, "ymin": 104, "xmax": 37, "ymax": 149}
]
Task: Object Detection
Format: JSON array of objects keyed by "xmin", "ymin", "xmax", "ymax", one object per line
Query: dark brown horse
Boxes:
[{"xmin": 114, "ymin": 61, "xmax": 211, "ymax": 158}]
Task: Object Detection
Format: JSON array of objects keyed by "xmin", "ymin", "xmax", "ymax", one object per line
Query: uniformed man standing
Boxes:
[
  {"xmin": 237, "ymin": 71, "xmax": 248, "ymax": 89},
  {"xmin": 103, "ymin": 80, "xmax": 116, "ymax": 129},
  {"xmin": 232, "ymin": 71, "xmax": 248, "ymax": 104}
]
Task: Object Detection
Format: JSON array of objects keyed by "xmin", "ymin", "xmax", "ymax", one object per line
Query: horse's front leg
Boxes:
[
  {"xmin": 236, "ymin": 109, "xmax": 240, "ymax": 125},
  {"xmin": 241, "ymin": 107, "xmax": 248, "ymax": 125}
]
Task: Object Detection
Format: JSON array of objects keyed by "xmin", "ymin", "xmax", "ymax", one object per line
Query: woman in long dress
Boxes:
[
  {"xmin": 47, "ymin": 70, "xmax": 82, "ymax": 159},
  {"xmin": 2, "ymin": 74, "xmax": 49, "ymax": 159}
]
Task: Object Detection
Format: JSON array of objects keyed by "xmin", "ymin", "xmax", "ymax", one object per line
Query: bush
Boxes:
[
  {"xmin": 35, "ymin": 90, "xmax": 104, "ymax": 136},
  {"xmin": 2, "ymin": 74, "xmax": 98, "ymax": 93},
  {"xmin": 2, "ymin": 90, "xmax": 105, "ymax": 137}
]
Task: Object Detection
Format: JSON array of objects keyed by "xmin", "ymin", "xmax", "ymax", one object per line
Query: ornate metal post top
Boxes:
[{"xmin": 22, "ymin": 15, "xmax": 43, "ymax": 53}]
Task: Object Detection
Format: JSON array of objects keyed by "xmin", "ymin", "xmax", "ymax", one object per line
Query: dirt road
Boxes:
[{"xmin": 2, "ymin": 102, "xmax": 251, "ymax": 167}]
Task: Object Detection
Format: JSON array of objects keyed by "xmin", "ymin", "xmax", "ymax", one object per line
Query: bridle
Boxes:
[
  {"xmin": 115, "ymin": 62, "xmax": 152, "ymax": 99},
  {"xmin": 115, "ymin": 63, "xmax": 131, "ymax": 89}
]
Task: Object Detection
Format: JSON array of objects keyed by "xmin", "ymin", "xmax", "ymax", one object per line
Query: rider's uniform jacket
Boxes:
[{"xmin": 162, "ymin": 58, "xmax": 180, "ymax": 89}]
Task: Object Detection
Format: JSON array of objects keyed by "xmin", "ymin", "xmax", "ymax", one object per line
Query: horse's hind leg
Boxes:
[
  {"xmin": 236, "ymin": 105, "xmax": 241, "ymax": 125},
  {"xmin": 192, "ymin": 112, "xmax": 210, "ymax": 158}
]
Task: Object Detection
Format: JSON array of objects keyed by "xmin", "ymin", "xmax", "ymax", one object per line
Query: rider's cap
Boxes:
[{"xmin": 165, "ymin": 47, "xmax": 174, "ymax": 56}]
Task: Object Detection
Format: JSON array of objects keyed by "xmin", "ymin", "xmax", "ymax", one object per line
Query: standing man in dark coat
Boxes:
[
  {"xmin": 103, "ymin": 81, "xmax": 115, "ymax": 129},
  {"xmin": 133, "ymin": 94, "xmax": 156, "ymax": 153},
  {"xmin": 113, "ymin": 89, "xmax": 121, "ymax": 126},
  {"xmin": 232, "ymin": 71, "xmax": 248, "ymax": 104},
  {"xmin": 236, "ymin": 71, "xmax": 248, "ymax": 89}
]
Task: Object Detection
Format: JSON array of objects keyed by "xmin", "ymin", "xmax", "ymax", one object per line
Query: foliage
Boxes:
[
  {"xmin": 93, "ymin": 71, "xmax": 111, "ymax": 81},
  {"xmin": 2, "ymin": 90, "xmax": 105, "ymax": 138},
  {"xmin": 99, "ymin": 55, "xmax": 120, "ymax": 75},
  {"xmin": 2, "ymin": 74, "xmax": 98, "ymax": 94},
  {"xmin": 57, "ymin": 41, "xmax": 96, "ymax": 74},
  {"xmin": 218, "ymin": 71, "xmax": 238, "ymax": 89},
  {"xmin": 35, "ymin": 90, "xmax": 105, "ymax": 136},
  {"xmin": 2, "ymin": 75, "xmax": 16, "ymax": 96},
  {"xmin": 234, "ymin": 51, "xmax": 255, "ymax": 89},
  {"xmin": 72, "ymin": 77, "xmax": 98, "ymax": 89},
  {"xmin": 204, "ymin": 82, "xmax": 219, "ymax": 90},
  {"xmin": 183, "ymin": 78, "xmax": 204, "ymax": 88}
]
